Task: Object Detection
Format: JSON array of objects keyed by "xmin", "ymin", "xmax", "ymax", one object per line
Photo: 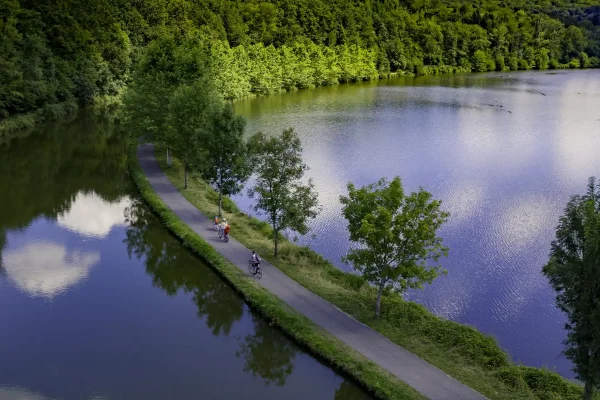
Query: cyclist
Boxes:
[
  {"xmin": 223, "ymin": 221, "xmax": 231, "ymax": 239},
  {"xmin": 213, "ymin": 215, "xmax": 219, "ymax": 229},
  {"xmin": 250, "ymin": 251, "xmax": 261, "ymax": 267},
  {"xmin": 219, "ymin": 219, "xmax": 227, "ymax": 232}
]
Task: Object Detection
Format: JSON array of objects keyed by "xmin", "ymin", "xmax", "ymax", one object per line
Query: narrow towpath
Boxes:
[{"xmin": 137, "ymin": 144, "xmax": 486, "ymax": 400}]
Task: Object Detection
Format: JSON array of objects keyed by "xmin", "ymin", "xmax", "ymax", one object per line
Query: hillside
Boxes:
[{"xmin": 1, "ymin": 0, "xmax": 599, "ymax": 130}]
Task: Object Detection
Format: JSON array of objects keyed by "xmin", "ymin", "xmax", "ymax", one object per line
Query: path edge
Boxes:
[{"xmin": 128, "ymin": 142, "xmax": 425, "ymax": 400}]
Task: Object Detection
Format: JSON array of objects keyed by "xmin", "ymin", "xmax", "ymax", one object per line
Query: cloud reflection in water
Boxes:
[
  {"xmin": 2, "ymin": 242, "xmax": 100, "ymax": 298},
  {"xmin": 57, "ymin": 192, "xmax": 131, "ymax": 238}
]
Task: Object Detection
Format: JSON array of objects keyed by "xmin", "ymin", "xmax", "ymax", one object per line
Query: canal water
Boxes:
[
  {"xmin": 234, "ymin": 70, "xmax": 600, "ymax": 378},
  {"xmin": 0, "ymin": 114, "xmax": 371, "ymax": 399}
]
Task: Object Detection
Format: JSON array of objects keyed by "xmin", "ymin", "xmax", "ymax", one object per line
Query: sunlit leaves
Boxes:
[
  {"xmin": 340, "ymin": 177, "xmax": 449, "ymax": 317},
  {"xmin": 247, "ymin": 128, "xmax": 319, "ymax": 256}
]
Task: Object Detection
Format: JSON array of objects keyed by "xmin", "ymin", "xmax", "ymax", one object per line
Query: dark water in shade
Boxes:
[
  {"xmin": 233, "ymin": 70, "xmax": 600, "ymax": 379},
  {"xmin": 0, "ymin": 114, "xmax": 371, "ymax": 400}
]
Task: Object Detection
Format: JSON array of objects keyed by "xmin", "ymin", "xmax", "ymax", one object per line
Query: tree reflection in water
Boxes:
[
  {"xmin": 0, "ymin": 228, "xmax": 5, "ymax": 273},
  {"xmin": 0, "ymin": 113, "xmax": 128, "ymax": 234},
  {"xmin": 123, "ymin": 198, "xmax": 243, "ymax": 336},
  {"xmin": 236, "ymin": 319, "xmax": 297, "ymax": 387},
  {"xmin": 123, "ymin": 199, "xmax": 369, "ymax": 395},
  {"xmin": 334, "ymin": 380, "xmax": 373, "ymax": 400},
  {"xmin": 0, "ymin": 112, "xmax": 373, "ymax": 399}
]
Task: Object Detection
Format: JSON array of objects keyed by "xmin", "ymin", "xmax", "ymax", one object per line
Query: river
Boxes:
[
  {"xmin": 0, "ymin": 114, "xmax": 371, "ymax": 399},
  {"xmin": 234, "ymin": 70, "xmax": 600, "ymax": 379}
]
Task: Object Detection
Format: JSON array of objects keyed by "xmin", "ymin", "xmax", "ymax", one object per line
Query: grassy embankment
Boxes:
[
  {"xmin": 152, "ymin": 145, "xmax": 599, "ymax": 400},
  {"xmin": 127, "ymin": 143, "xmax": 424, "ymax": 400}
]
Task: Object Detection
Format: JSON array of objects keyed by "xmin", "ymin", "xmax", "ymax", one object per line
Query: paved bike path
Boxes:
[{"xmin": 138, "ymin": 144, "xmax": 486, "ymax": 400}]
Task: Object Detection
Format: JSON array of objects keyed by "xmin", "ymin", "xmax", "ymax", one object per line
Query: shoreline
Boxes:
[{"xmin": 5, "ymin": 66, "xmax": 596, "ymax": 137}]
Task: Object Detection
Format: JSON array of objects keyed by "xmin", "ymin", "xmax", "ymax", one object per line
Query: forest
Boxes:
[{"xmin": 1, "ymin": 0, "xmax": 599, "ymax": 130}]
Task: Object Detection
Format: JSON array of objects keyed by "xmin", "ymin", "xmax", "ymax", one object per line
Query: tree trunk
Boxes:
[
  {"xmin": 184, "ymin": 164, "xmax": 188, "ymax": 189},
  {"xmin": 273, "ymin": 227, "xmax": 279, "ymax": 257},
  {"xmin": 218, "ymin": 189, "xmax": 223, "ymax": 217},
  {"xmin": 375, "ymin": 277, "xmax": 387, "ymax": 318},
  {"xmin": 167, "ymin": 147, "xmax": 172, "ymax": 167},
  {"xmin": 584, "ymin": 381, "xmax": 594, "ymax": 400}
]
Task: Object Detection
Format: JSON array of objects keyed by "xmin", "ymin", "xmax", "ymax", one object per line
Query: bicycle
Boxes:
[
  {"xmin": 218, "ymin": 228, "xmax": 230, "ymax": 243},
  {"xmin": 248, "ymin": 260, "xmax": 262, "ymax": 279}
]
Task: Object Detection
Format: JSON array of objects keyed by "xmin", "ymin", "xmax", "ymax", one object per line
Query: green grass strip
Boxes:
[{"xmin": 128, "ymin": 141, "xmax": 424, "ymax": 400}]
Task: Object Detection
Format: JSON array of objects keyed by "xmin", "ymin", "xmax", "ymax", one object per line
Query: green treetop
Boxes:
[
  {"xmin": 543, "ymin": 177, "xmax": 600, "ymax": 400},
  {"xmin": 340, "ymin": 177, "xmax": 449, "ymax": 318}
]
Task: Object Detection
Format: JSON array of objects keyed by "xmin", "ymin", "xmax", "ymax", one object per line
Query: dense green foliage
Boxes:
[
  {"xmin": 201, "ymin": 104, "xmax": 252, "ymax": 216},
  {"xmin": 247, "ymin": 128, "xmax": 320, "ymax": 256},
  {"xmin": 340, "ymin": 177, "xmax": 449, "ymax": 317},
  {"xmin": 121, "ymin": 35, "xmax": 220, "ymax": 189},
  {"xmin": 543, "ymin": 177, "xmax": 600, "ymax": 400},
  {"xmin": 2, "ymin": 0, "xmax": 599, "ymax": 131}
]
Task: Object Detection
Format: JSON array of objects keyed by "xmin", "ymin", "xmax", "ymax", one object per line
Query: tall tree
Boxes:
[
  {"xmin": 201, "ymin": 103, "xmax": 252, "ymax": 216},
  {"xmin": 543, "ymin": 177, "xmax": 600, "ymax": 400},
  {"xmin": 166, "ymin": 78, "xmax": 217, "ymax": 188},
  {"xmin": 122, "ymin": 35, "xmax": 213, "ymax": 167},
  {"xmin": 121, "ymin": 35, "xmax": 180, "ymax": 166},
  {"xmin": 247, "ymin": 128, "xmax": 319, "ymax": 256},
  {"xmin": 340, "ymin": 177, "xmax": 449, "ymax": 317}
]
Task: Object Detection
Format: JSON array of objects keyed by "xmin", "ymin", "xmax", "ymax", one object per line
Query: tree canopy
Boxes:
[
  {"xmin": 2, "ymin": 0, "xmax": 600, "ymax": 131},
  {"xmin": 543, "ymin": 177, "xmax": 600, "ymax": 400},
  {"xmin": 340, "ymin": 177, "xmax": 449, "ymax": 317},
  {"xmin": 121, "ymin": 35, "xmax": 218, "ymax": 188},
  {"xmin": 200, "ymin": 103, "xmax": 252, "ymax": 216},
  {"xmin": 247, "ymin": 128, "xmax": 320, "ymax": 256}
]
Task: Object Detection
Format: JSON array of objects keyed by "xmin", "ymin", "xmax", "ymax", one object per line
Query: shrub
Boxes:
[
  {"xmin": 569, "ymin": 58, "xmax": 581, "ymax": 68},
  {"xmin": 518, "ymin": 59, "xmax": 530, "ymax": 70},
  {"xmin": 413, "ymin": 60, "xmax": 425, "ymax": 76},
  {"xmin": 472, "ymin": 50, "xmax": 490, "ymax": 72},
  {"xmin": 495, "ymin": 55, "xmax": 505, "ymax": 71},
  {"xmin": 496, "ymin": 365, "xmax": 597, "ymax": 399},
  {"xmin": 520, "ymin": 366, "xmax": 584, "ymax": 400},
  {"xmin": 326, "ymin": 268, "xmax": 366, "ymax": 291},
  {"xmin": 0, "ymin": 114, "xmax": 37, "ymax": 135},
  {"xmin": 579, "ymin": 52, "xmax": 591, "ymax": 68},
  {"xmin": 379, "ymin": 294, "xmax": 510, "ymax": 369},
  {"xmin": 494, "ymin": 366, "xmax": 530, "ymax": 392},
  {"xmin": 534, "ymin": 49, "xmax": 550, "ymax": 70},
  {"xmin": 507, "ymin": 56, "xmax": 519, "ymax": 71}
]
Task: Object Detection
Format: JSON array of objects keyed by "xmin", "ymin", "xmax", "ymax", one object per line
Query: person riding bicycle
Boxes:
[
  {"xmin": 250, "ymin": 251, "xmax": 261, "ymax": 267},
  {"xmin": 219, "ymin": 219, "xmax": 227, "ymax": 232},
  {"xmin": 223, "ymin": 221, "xmax": 231, "ymax": 238},
  {"xmin": 213, "ymin": 215, "xmax": 219, "ymax": 228}
]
